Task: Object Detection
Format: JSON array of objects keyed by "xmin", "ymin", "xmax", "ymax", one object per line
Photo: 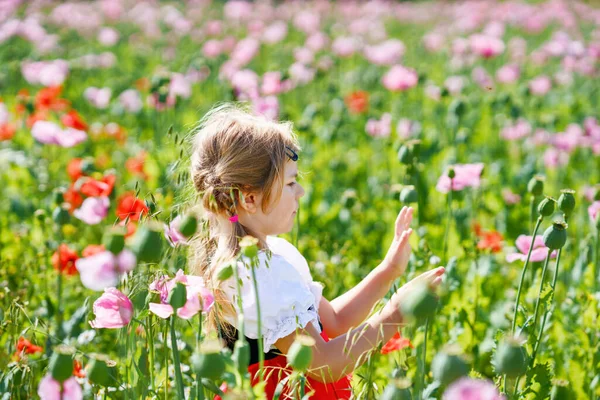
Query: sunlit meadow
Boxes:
[{"xmin": 1, "ymin": 0, "xmax": 600, "ymax": 399}]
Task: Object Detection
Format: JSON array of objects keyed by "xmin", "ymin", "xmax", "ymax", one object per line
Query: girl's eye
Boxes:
[{"xmin": 288, "ymin": 182, "xmax": 297, "ymax": 187}]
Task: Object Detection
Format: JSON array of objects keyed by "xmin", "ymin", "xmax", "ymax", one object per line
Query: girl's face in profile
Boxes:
[{"xmin": 244, "ymin": 160, "xmax": 304, "ymax": 239}]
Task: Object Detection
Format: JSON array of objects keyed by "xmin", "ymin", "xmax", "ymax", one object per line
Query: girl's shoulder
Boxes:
[{"xmin": 264, "ymin": 235, "xmax": 313, "ymax": 284}]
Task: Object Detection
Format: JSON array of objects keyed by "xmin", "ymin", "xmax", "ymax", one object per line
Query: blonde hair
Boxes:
[{"xmin": 186, "ymin": 103, "xmax": 301, "ymax": 332}]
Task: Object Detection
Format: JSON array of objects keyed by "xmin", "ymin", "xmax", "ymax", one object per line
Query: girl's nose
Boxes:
[{"xmin": 297, "ymin": 183, "xmax": 305, "ymax": 198}]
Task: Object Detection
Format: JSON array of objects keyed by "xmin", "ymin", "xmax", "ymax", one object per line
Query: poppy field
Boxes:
[{"xmin": 1, "ymin": 0, "xmax": 600, "ymax": 399}]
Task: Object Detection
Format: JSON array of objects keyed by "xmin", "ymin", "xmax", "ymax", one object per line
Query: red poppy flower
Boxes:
[
  {"xmin": 82, "ymin": 244, "xmax": 106, "ymax": 257},
  {"xmin": 118, "ymin": 220, "xmax": 137, "ymax": 237},
  {"xmin": 51, "ymin": 244, "xmax": 79, "ymax": 276},
  {"xmin": 125, "ymin": 151, "xmax": 148, "ymax": 180},
  {"xmin": 0, "ymin": 123, "xmax": 15, "ymax": 141},
  {"xmin": 344, "ymin": 91, "xmax": 369, "ymax": 114},
  {"xmin": 26, "ymin": 110, "xmax": 48, "ymax": 128},
  {"xmin": 477, "ymin": 231, "xmax": 504, "ymax": 253},
  {"xmin": 35, "ymin": 86, "xmax": 70, "ymax": 112},
  {"xmin": 381, "ymin": 332, "xmax": 413, "ymax": 355},
  {"xmin": 80, "ymin": 174, "xmax": 116, "ymax": 197},
  {"xmin": 67, "ymin": 158, "xmax": 84, "ymax": 182},
  {"xmin": 73, "ymin": 359, "xmax": 86, "ymax": 378},
  {"xmin": 116, "ymin": 192, "xmax": 148, "ymax": 221},
  {"xmin": 63, "ymin": 184, "xmax": 83, "ymax": 211},
  {"xmin": 61, "ymin": 110, "xmax": 88, "ymax": 131},
  {"xmin": 16, "ymin": 337, "xmax": 44, "ymax": 355}
]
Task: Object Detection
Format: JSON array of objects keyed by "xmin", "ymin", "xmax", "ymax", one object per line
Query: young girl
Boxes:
[{"xmin": 188, "ymin": 104, "xmax": 445, "ymax": 399}]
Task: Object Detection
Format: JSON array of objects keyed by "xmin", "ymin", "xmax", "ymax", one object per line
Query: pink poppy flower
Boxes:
[
  {"xmin": 262, "ymin": 21, "xmax": 288, "ymax": 45},
  {"xmin": 118, "ymin": 89, "xmax": 143, "ymax": 113},
  {"xmin": 305, "ymin": 32, "xmax": 328, "ymax": 52},
  {"xmin": 496, "ymin": 64, "xmax": 520, "ymax": 84},
  {"xmin": 73, "ymin": 197, "xmax": 109, "ymax": 225},
  {"xmin": 444, "ymin": 76, "xmax": 466, "ymax": 96},
  {"xmin": 396, "ymin": 119, "xmax": 421, "ymax": 139},
  {"xmin": 443, "ymin": 377, "xmax": 505, "ymax": 400},
  {"xmin": 31, "ymin": 121, "xmax": 87, "ymax": 147},
  {"xmin": 288, "ymin": 63, "xmax": 315, "ymax": 85},
  {"xmin": 364, "ymin": 39, "xmax": 405, "ymax": 66},
  {"xmin": 589, "ymin": 201, "xmax": 600, "ymax": 224},
  {"xmin": 148, "ymin": 269, "xmax": 214, "ymax": 320},
  {"xmin": 382, "ymin": 65, "xmax": 418, "ymax": 91},
  {"xmin": 230, "ymin": 37, "xmax": 260, "ymax": 66},
  {"xmin": 506, "ymin": 235, "xmax": 557, "ymax": 263},
  {"xmin": 202, "ymin": 39, "xmax": 223, "ymax": 59},
  {"xmin": 76, "ymin": 250, "xmax": 136, "ymax": 291},
  {"xmin": 89, "ymin": 287, "xmax": 134, "ymax": 329},
  {"xmin": 543, "ymin": 148, "xmax": 569, "ymax": 169},
  {"xmin": 501, "ymin": 119, "xmax": 531, "ymax": 141},
  {"xmin": 529, "ymin": 76, "xmax": 552, "ymax": 96},
  {"xmin": 502, "ymin": 188, "xmax": 522, "ymax": 205},
  {"xmin": 261, "ymin": 72, "xmax": 290, "ymax": 96},
  {"xmin": 38, "ymin": 374, "xmax": 83, "ymax": 400},
  {"xmin": 169, "ymin": 73, "xmax": 192, "ymax": 100},
  {"xmin": 21, "ymin": 59, "xmax": 69, "ymax": 87},
  {"xmin": 365, "ymin": 113, "xmax": 392, "ymax": 138},
  {"xmin": 253, "ymin": 96, "xmax": 279, "ymax": 121},
  {"xmin": 84, "ymin": 87, "xmax": 112, "ymax": 109},
  {"xmin": 98, "ymin": 27, "xmax": 119, "ymax": 46},
  {"xmin": 423, "ymin": 32, "xmax": 445, "ymax": 53},
  {"xmin": 469, "ymin": 34, "xmax": 505, "ymax": 58},
  {"xmin": 331, "ymin": 36, "xmax": 358, "ymax": 57},
  {"xmin": 436, "ymin": 163, "xmax": 485, "ymax": 193}
]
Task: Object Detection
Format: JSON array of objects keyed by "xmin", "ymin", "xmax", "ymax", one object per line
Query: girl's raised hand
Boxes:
[{"xmin": 381, "ymin": 206, "xmax": 414, "ymax": 279}]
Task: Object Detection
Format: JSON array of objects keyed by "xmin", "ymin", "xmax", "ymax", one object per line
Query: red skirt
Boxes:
[{"xmin": 215, "ymin": 330, "xmax": 352, "ymax": 399}]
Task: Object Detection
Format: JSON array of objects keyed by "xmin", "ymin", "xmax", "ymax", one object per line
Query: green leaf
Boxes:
[{"xmin": 523, "ymin": 362, "xmax": 553, "ymax": 400}]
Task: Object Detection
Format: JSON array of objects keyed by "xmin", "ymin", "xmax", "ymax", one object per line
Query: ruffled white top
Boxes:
[{"xmin": 221, "ymin": 236, "xmax": 324, "ymax": 353}]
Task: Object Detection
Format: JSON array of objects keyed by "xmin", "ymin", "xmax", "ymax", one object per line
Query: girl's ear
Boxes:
[{"xmin": 239, "ymin": 191, "xmax": 260, "ymax": 214}]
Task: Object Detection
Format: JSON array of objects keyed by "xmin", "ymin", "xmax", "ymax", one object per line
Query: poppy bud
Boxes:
[
  {"xmin": 158, "ymin": 86, "xmax": 169, "ymax": 104},
  {"xmin": 232, "ymin": 340, "xmax": 250, "ymax": 375},
  {"xmin": 341, "ymin": 189, "xmax": 358, "ymax": 208},
  {"xmin": 131, "ymin": 222, "xmax": 163, "ymax": 263},
  {"xmin": 52, "ymin": 204, "xmax": 71, "ymax": 225},
  {"xmin": 551, "ymin": 379, "xmax": 574, "ymax": 400},
  {"xmin": 398, "ymin": 145, "xmax": 413, "ymax": 165},
  {"xmin": 53, "ymin": 188, "xmax": 66, "ymax": 205},
  {"xmin": 239, "ymin": 235, "xmax": 259, "ymax": 260},
  {"xmin": 49, "ymin": 345, "xmax": 75, "ymax": 383},
  {"xmin": 380, "ymin": 378, "xmax": 412, "ymax": 400},
  {"xmin": 400, "ymin": 283, "xmax": 439, "ymax": 323},
  {"xmin": 449, "ymin": 99, "xmax": 466, "ymax": 119},
  {"xmin": 216, "ymin": 264, "xmax": 234, "ymax": 281},
  {"xmin": 86, "ymin": 354, "xmax": 118, "ymax": 387},
  {"xmin": 168, "ymin": 282, "xmax": 187, "ymax": 311},
  {"xmin": 537, "ymin": 197, "xmax": 556, "ymax": 217},
  {"xmin": 557, "ymin": 189, "xmax": 576, "ymax": 218},
  {"xmin": 178, "ymin": 214, "xmax": 198, "ymax": 238},
  {"xmin": 399, "ymin": 186, "xmax": 418, "ymax": 204},
  {"xmin": 191, "ymin": 339, "xmax": 226, "ymax": 380},
  {"xmin": 527, "ymin": 176, "xmax": 544, "ymax": 197},
  {"xmin": 431, "ymin": 346, "xmax": 469, "ymax": 386},
  {"xmin": 542, "ymin": 221, "xmax": 568, "ymax": 250},
  {"xmin": 80, "ymin": 158, "xmax": 96, "ymax": 175},
  {"xmin": 287, "ymin": 335, "xmax": 315, "ymax": 372},
  {"xmin": 493, "ymin": 337, "xmax": 528, "ymax": 378},
  {"xmin": 448, "ymin": 168, "xmax": 456, "ymax": 179},
  {"xmin": 103, "ymin": 228, "xmax": 126, "ymax": 255},
  {"xmin": 34, "ymin": 209, "xmax": 47, "ymax": 222}
]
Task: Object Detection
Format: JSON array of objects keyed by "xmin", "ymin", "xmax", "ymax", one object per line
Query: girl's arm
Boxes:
[
  {"xmin": 276, "ymin": 267, "xmax": 445, "ymax": 383},
  {"xmin": 319, "ymin": 207, "xmax": 415, "ymax": 337}
]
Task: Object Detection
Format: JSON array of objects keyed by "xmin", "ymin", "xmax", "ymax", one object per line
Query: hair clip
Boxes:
[
  {"xmin": 229, "ymin": 214, "xmax": 239, "ymax": 223},
  {"xmin": 285, "ymin": 146, "xmax": 298, "ymax": 161}
]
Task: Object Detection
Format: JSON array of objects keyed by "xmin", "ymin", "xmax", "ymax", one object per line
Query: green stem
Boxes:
[
  {"xmin": 164, "ymin": 323, "xmax": 168, "ymax": 399},
  {"xmin": 147, "ymin": 315, "xmax": 156, "ymax": 393},
  {"xmin": 231, "ymin": 255, "xmax": 246, "ymax": 388},
  {"xmin": 530, "ymin": 247, "xmax": 563, "ymax": 366},
  {"xmin": 249, "ymin": 257, "xmax": 265, "ymax": 382},
  {"xmin": 55, "ymin": 269, "xmax": 63, "ymax": 340},
  {"xmin": 170, "ymin": 316, "xmax": 185, "ymax": 400},
  {"xmin": 530, "ymin": 249, "xmax": 552, "ymax": 336},
  {"xmin": 595, "ymin": 230, "xmax": 599, "ymax": 292},
  {"xmin": 511, "ymin": 216, "xmax": 543, "ymax": 334},
  {"xmin": 197, "ymin": 312, "xmax": 204, "ymax": 400},
  {"xmin": 443, "ymin": 183, "xmax": 453, "ymax": 262},
  {"xmin": 419, "ymin": 318, "xmax": 430, "ymax": 399}
]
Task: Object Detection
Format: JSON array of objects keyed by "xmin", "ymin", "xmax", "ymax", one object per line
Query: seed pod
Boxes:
[
  {"xmin": 239, "ymin": 236, "xmax": 259, "ymax": 260},
  {"xmin": 287, "ymin": 335, "xmax": 315, "ymax": 372},
  {"xmin": 449, "ymin": 99, "xmax": 466, "ymax": 119},
  {"xmin": 52, "ymin": 204, "xmax": 71, "ymax": 225},
  {"xmin": 49, "ymin": 345, "xmax": 75, "ymax": 383},
  {"xmin": 542, "ymin": 221, "xmax": 568, "ymax": 250},
  {"xmin": 551, "ymin": 379, "xmax": 575, "ymax": 400},
  {"xmin": 341, "ymin": 189, "xmax": 358, "ymax": 208},
  {"xmin": 399, "ymin": 186, "xmax": 418, "ymax": 204},
  {"xmin": 131, "ymin": 222, "xmax": 163, "ymax": 263},
  {"xmin": 537, "ymin": 196, "xmax": 556, "ymax": 217},
  {"xmin": 191, "ymin": 340, "xmax": 225, "ymax": 380},
  {"xmin": 447, "ymin": 167, "xmax": 456, "ymax": 179},
  {"xmin": 493, "ymin": 337, "xmax": 528, "ymax": 378},
  {"xmin": 103, "ymin": 228, "xmax": 126, "ymax": 254},
  {"xmin": 80, "ymin": 158, "xmax": 96, "ymax": 175},
  {"xmin": 398, "ymin": 145, "xmax": 413, "ymax": 165},
  {"xmin": 400, "ymin": 283, "xmax": 439, "ymax": 323},
  {"xmin": 232, "ymin": 340, "xmax": 250, "ymax": 375},
  {"xmin": 380, "ymin": 378, "xmax": 412, "ymax": 400},
  {"xmin": 216, "ymin": 264, "xmax": 234, "ymax": 281},
  {"xmin": 431, "ymin": 347, "xmax": 469, "ymax": 386},
  {"xmin": 87, "ymin": 354, "xmax": 118, "ymax": 387},
  {"xmin": 557, "ymin": 189, "xmax": 576, "ymax": 218},
  {"xmin": 53, "ymin": 188, "xmax": 66, "ymax": 205},
  {"xmin": 168, "ymin": 282, "xmax": 187, "ymax": 310},
  {"xmin": 178, "ymin": 214, "xmax": 198, "ymax": 238},
  {"xmin": 527, "ymin": 176, "xmax": 544, "ymax": 197}
]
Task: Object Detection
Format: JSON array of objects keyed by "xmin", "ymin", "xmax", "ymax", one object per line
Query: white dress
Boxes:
[{"xmin": 221, "ymin": 236, "xmax": 324, "ymax": 352}]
